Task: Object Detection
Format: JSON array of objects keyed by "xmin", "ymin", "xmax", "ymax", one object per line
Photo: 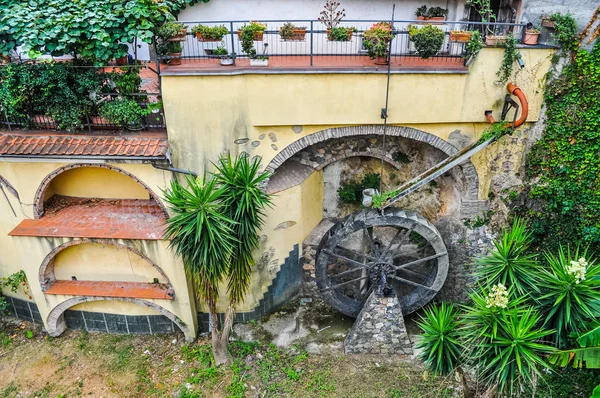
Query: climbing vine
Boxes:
[
  {"xmin": 0, "ymin": 271, "xmax": 29, "ymax": 315},
  {"xmin": 496, "ymin": 34, "xmax": 520, "ymax": 84},
  {"xmin": 516, "ymin": 39, "xmax": 600, "ymax": 252}
]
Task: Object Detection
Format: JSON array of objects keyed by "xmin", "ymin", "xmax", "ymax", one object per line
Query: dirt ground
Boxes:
[{"xmin": 0, "ymin": 315, "xmax": 461, "ymax": 398}]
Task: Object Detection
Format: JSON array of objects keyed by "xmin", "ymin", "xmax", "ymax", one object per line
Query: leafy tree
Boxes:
[
  {"xmin": 163, "ymin": 153, "xmax": 271, "ymax": 365},
  {"xmin": 0, "ymin": 0, "xmax": 174, "ymax": 62}
]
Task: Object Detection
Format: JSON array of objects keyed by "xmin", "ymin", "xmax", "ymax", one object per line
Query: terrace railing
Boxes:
[{"xmin": 157, "ymin": 19, "xmax": 527, "ymax": 68}]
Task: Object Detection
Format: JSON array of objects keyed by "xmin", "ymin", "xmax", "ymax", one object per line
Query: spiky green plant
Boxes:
[
  {"xmin": 213, "ymin": 153, "xmax": 272, "ymax": 306},
  {"xmin": 478, "ymin": 308, "xmax": 555, "ymax": 396},
  {"xmin": 416, "ymin": 302, "xmax": 462, "ymax": 376},
  {"xmin": 538, "ymin": 246, "xmax": 600, "ymax": 348},
  {"xmin": 476, "ymin": 218, "xmax": 540, "ymax": 297},
  {"xmin": 162, "ymin": 173, "xmax": 236, "ymax": 306}
]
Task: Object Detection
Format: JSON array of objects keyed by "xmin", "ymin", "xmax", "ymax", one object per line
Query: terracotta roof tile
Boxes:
[{"xmin": 0, "ymin": 133, "xmax": 169, "ymax": 158}]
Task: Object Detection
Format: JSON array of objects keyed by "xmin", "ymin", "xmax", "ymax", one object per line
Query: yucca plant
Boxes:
[
  {"xmin": 478, "ymin": 308, "xmax": 555, "ymax": 397},
  {"xmin": 417, "ymin": 302, "xmax": 462, "ymax": 376},
  {"xmin": 538, "ymin": 246, "xmax": 600, "ymax": 348},
  {"xmin": 476, "ymin": 218, "xmax": 540, "ymax": 297},
  {"xmin": 163, "ymin": 153, "xmax": 272, "ymax": 366}
]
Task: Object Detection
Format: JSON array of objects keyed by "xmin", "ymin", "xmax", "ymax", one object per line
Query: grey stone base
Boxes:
[{"xmin": 344, "ymin": 292, "xmax": 413, "ymax": 355}]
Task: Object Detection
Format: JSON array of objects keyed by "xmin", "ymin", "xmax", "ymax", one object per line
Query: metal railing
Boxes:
[
  {"xmin": 157, "ymin": 19, "xmax": 527, "ymax": 67},
  {"xmin": 0, "ymin": 93, "xmax": 165, "ymax": 133}
]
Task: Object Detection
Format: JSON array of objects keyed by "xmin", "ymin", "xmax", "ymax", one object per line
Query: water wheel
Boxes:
[{"xmin": 315, "ymin": 209, "xmax": 449, "ymax": 317}]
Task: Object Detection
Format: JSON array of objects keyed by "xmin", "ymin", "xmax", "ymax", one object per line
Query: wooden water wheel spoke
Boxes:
[
  {"xmin": 335, "ymin": 245, "xmax": 379, "ymax": 262},
  {"xmin": 393, "ymin": 252, "xmax": 447, "ymax": 270},
  {"xmin": 316, "ymin": 209, "xmax": 449, "ymax": 317},
  {"xmin": 391, "ymin": 275, "xmax": 437, "ymax": 291},
  {"xmin": 321, "ymin": 275, "xmax": 370, "ymax": 292},
  {"xmin": 322, "ymin": 249, "xmax": 371, "ymax": 269}
]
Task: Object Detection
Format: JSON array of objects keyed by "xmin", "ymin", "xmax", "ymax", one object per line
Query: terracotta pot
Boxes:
[
  {"xmin": 195, "ymin": 33, "xmax": 222, "ymax": 42},
  {"xmin": 167, "ymin": 29, "xmax": 188, "ymax": 42},
  {"xmin": 523, "ymin": 31, "xmax": 539, "ymax": 45},
  {"xmin": 168, "ymin": 52, "xmax": 182, "ymax": 65},
  {"xmin": 541, "ymin": 18, "xmax": 555, "ymax": 28},
  {"xmin": 326, "ymin": 28, "xmax": 354, "ymax": 41},
  {"xmin": 374, "ymin": 56, "xmax": 389, "ymax": 65},
  {"xmin": 450, "ymin": 31, "xmax": 472, "ymax": 43},
  {"xmin": 485, "ymin": 35, "xmax": 507, "ymax": 46},
  {"xmin": 417, "ymin": 16, "xmax": 446, "ymax": 25},
  {"xmin": 289, "ymin": 28, "xmax": 307, "ymax": 41},
  {"xmin": 237, "ymin": 30, "xmax": 264, "ymax": 41},
  {"xmin": 32, "ymin": 115, "xmax": 56, "ymax": 129},
  {"xmin": 89, "ymin": 116, "xmax": 109, "ymax": 126},
  {"xmin": 115, "ymin": 56, "xmax": 128, "ymax": 66}
]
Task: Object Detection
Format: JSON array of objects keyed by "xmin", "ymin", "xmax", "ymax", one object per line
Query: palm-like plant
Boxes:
[
  {"xmin": 478, "ymin": 308, "xmax": 555, "ymax": 396},
  {"xmin": 163, "ymin": 153, "xmax": 272, "ymax": 366},
  {"xmin": 538, "ymin": 246, "xmax": 600, "ymax": 348},
  {"xmin": 417, "ymin": 302, "xmax": 462, "ymax": 376},
  {"xmin": 476, "ymin": 218, "xmax": 540, "ymax": 297}
]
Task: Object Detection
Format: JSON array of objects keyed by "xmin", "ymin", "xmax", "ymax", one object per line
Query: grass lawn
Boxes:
[{"xmin": 0, "ymin": 319, "xmax": 461, "ymax": 398}]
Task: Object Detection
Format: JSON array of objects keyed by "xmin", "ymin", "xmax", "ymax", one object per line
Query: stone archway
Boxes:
[
  {"xmin": 38, "ymin": 239, "xmax": 172, "ymax": 291},
  {"xmin": 33, "ymin": 163, "xmax": 169, "ymax": 219},
  {"xmin": 265, "ymin": 125, "xmax": 480, "ymax": 200},
  {"xmin": 46, "ymin": 296, "xmax": 195, "ymax": 341}
]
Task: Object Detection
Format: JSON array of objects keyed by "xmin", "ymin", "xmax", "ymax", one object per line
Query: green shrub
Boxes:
[
  {"xmin": 327, "ymin": 26, "xmax": 355, "ymax": 42},
  {"xmin": 538, "ymin": 247, "xmax": 600, "ymax": 348},
  {"xmin": 99, "ymin": 97, "xmax": 148, "ymax": 129},
  {"xmin": 338, "ymin": 173, "xmax": 380, "ymax": 205},
  {"xmin": 409, "ymin": 25, "xmax": 445, "ymax": 59},
  {"xmin": 416, "ymin": 302, "xmax": 461, "ymax": 376},
  {"xmin": 191, "ymin": 24, "xmax": 228, "ymax": 40}
]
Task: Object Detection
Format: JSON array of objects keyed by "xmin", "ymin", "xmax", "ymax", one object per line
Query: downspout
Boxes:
[
  {"xmin": 152, "ymin": 163, "xmax": 197, "ymax": 177},
  {"xmin": 485, "ymin": 82, "xmax": 529, "ymax": 127}
]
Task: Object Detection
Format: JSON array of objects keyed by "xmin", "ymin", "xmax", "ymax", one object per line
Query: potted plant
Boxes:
[
  {"xmin": 327, "ymin": 26, "xmax": 355, "ymax": 41},
  {"xmin": 409, "ymin": 24, "xmax": 445, "ymax": 59},
  {"xmin": 237, "ymin": 21, "xmax": 267, "ymax": 41},
  {"xmin": 524, "ymin": 27, "xmax": 540, "ymax": 45},
  {"xmin": 485, "ymin": 35, "xmax": 507, "ymax": 46},
  {"xmin": 250, "ymin": 43, "xmax": 269, "ymax": 66},
  {"xmin": 214, "ymin": 44, "xmax": 233, "ymax": 66},
  {"xmin": 541, "ymin": 15, "xmax": 555, "ymax": 28},
  {"xmin": 363, "ymin": 22, "xmax": 395, "ymax": 64},
  {"xmin": 279, "ymin": 22, "xmax": 308, "ymax": 41},
  {"xmin": 192, "ymin": 24, "xmax": 229, "ymax": 42},
  {"xmin": 159, "ymin": 21, "xmax": 188, "ymax": 42},
  {"xmin": 415, "ymin": 5, "xmax": 448, "ymax": 24},
  {"xmin": 115, "ymin": 53, "xmax": 129, "ymax": 65},
  {"xmin": 466, "ymin": 0, "xmax": 503, "ymax": 45},
  {"xmin": 166, "ymin": 42, "xmax": 183, "ymax": 66},
  {"xmin": 318, "ymin": 0, "xmax": 352, "ymax": 41},
  {"xmin": 99, "ymin": 97, "xmax": 149, "ymax": 131},
  {"xmin": 450, "ymin": 30, "xmax": 473, "ymax": 42}
]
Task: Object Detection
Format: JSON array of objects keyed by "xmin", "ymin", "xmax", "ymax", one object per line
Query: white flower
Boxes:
[
  {"xmin": 567, "ymin": 257, "xmax": 587, "ymax": 284},
  {"xmin": 485, "ymin": 283, "xmax": 509, "ymax": 309}
]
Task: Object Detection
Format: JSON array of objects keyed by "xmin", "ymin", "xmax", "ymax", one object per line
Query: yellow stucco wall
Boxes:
[
  {"xmin": 46, "ymin": 167, "xmax": 150, "ymax": 200},
  {"xmin": 0, "ymin": 162, "xmax": 197, "ymax": 333},
  {"xmin": 53, "ymin": 243, "xmax": 165, "ymax": 283},
  {"xmin": 162, "ymin": 47, "xmax": 554, "ymax": 174}
]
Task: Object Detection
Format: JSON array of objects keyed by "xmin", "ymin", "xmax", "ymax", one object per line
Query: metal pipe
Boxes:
[
  {"xmin": 506, "ymin": 82, "xmax": 528, "ymax": 128},
  {"xmin": 152, "ymin": 163, "xmax": 197, "ymax": 177}
]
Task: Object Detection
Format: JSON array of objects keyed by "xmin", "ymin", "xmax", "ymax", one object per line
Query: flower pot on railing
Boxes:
[
  {"xmin": 523, "ymin": 30, "xmax": 540, "ymax": 45},
  {"xmin": 485, "ymin": 35, "xmax": 507, "ymax": 46},
  {"xmin": 89, "ymin": 115, "xmax": 109, "ymax": 127},
  {"xmin": 450, "ymin": 31, "xmax": 472, "ymax": 43},
  {"xmin": 417, "ymin": 16, "xmax": 446, "ymax": 25},
  {"xmin": 541, "ymin": 17, "xmax": 555, "ymax": 29},
  {"xmin": 195, "ymin": 33, "xmax": 222, "ymax": 42},
  {"xmin": 168, "ymin": 52, "xmax": 182, "ymax": 65},
  {"xmin": 168, "ymin": 29, "xmax": 188, "ymax": 42},
  {"xmin": 326, "ymin": 28, "xmax": 354, "ymax": 42},
  {"xmin": 237, "ymin": 30, "xmax": 264, "ymax": 41},
  {"xmin": 32, "ymin": 115, "xmax": 56, "ymax": 129},
  {"xmin": 249, "ymin": 58, "xmax": 269, "ymax": 67},
  {"xmin": 374, "ymin": 55, "xmax": 389, "ymax": 65}
]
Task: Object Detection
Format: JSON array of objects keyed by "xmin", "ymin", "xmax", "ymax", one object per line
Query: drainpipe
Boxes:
[
  {"xmin": 485, "ymin": 82, "xmax": 529, "ymax": 127},
  {"xmin": 152, "ymin": 163, "xmax": 197, "ymax": 177}
]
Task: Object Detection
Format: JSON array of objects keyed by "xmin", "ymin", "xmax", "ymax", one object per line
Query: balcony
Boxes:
[{"xmin": 158, "ymin": 20, "xmax": 535, "ymax": 75}]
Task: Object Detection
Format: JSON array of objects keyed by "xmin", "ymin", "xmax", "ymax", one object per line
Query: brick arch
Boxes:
[
  {"xmin": 265, "ymin": 125, "xmax": 479, "ymax": 200},
  {"xmin": 33, "ymin": 163, "xmax": 168, "ymax": 219},
  {"xmin": 46, "ymin": 296, "xmax": 194, "ymax": 341},
  {"xmin": 39, "ymin": 239, "xmax": 172, "ymax": 291}
]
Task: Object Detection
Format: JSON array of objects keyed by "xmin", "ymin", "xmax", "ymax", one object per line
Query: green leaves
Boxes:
[
  {"xmin": 0, "ymin": 0, "xmax": 171, "ymax": 62},
  {"xmin": 475, "ymin": 218, "xmax": 540, "ymax": 296},
  {"xmin": 416, "ymin": 302, "xmax": 462, "ymax": 376},
  {"xmin": 538, "ymin": 246, "xmax": 600, "ymax": 348},
  {"xmin": 409, "ymin": 25, "xmax": 445, "ymax": 59},
  {"xmin": 496, "ymin": 34, "xmax": 520, "ymax": 84}
]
